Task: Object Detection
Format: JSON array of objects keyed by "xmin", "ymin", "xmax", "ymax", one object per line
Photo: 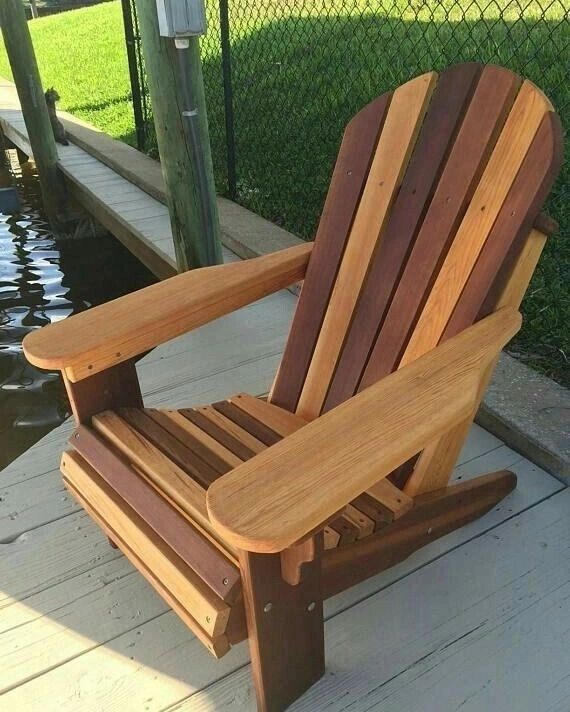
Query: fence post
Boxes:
[
  {"xmin": 219, "ymin": 0, "xmax": 237, "ymax": 199},
  {"xmin": 0, "ymin": 0, "xmax": 67, "ymax": 229},
  {"xmin": 133, "ymin": 0, "xmax": 223, "ymax": 270},
  {"xmin": 120, "ymin": 0, "xmax": 147, "ymax": 151}
]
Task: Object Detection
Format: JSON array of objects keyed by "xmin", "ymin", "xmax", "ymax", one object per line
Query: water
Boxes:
[{"xmin": 0, "ymin": 158, "xmax": 155, "ymax": 471}]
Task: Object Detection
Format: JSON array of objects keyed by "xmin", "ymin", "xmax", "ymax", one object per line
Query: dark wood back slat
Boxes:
[
  {"xmin": 448, "ymin": 112, "xmax": 564, "ymax": 333},
  {"xmin": 270, "ymin": 92, "xmax": 392, "ymax": 412},
  {"xmin": 323, "ymin": 62, "xmax": 481, "ymax": 411},
  {"xmin": 360, "ymin": 65, "xmax": 521, "ymax": 390}
]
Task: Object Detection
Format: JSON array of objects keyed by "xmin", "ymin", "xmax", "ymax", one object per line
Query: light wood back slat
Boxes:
[
  {"xmin": 405, "ymin": 227, "xmax": 548, "ymax": 496},
  {"xmin": 270, "ymin": 92, "xmax": 392, "ymax": 411},
  {"xmin": 323, "ymin": 62, "xmax": 481, "ymax": 411},
  {"xmin": 295, "ymin": 72, "xmax": 438, "ymax": 419},
  {"xmin": 360, "ymin": 64, "xmax": 521, "ymax": 388},
  {"xmin": 398, "ymin": 80, "xmax": 552, "ymax": 367}
]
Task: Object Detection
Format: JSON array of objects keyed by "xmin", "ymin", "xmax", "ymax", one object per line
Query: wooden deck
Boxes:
[
  {"xmin": 0, "ymin": 264, "xmax": 568, "ymax": 709},
  {"xmin": 0, "ymin": 77, "xmax": 177, "ymax": 279}
]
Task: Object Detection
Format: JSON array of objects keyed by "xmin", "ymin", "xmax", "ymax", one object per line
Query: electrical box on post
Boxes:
[{"xmin": 156, "ymin": 0, "xmax": 207, "ymax": 37}]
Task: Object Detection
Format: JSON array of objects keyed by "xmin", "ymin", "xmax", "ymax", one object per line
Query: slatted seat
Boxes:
[
  {"xmin": 24, "ymin": 63, "xmax": 563, "ymax": 712},
  {"xmin": 65, "ymin": 394, "xmax": 413, "ymax": 558}
]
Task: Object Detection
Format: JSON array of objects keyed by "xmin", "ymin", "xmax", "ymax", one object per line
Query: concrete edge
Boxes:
[
  {"xmin": 476, "ymin": 353, "xmax": 569, "ymax": 484},
  {"xmin": 19, "ymin": 96, "xmax": 568, "ymax": 482}
]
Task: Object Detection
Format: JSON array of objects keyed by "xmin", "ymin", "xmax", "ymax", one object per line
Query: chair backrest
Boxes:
[{"xmin": 270, "ymin": 63, "xmax": 562, "ymax": 420}]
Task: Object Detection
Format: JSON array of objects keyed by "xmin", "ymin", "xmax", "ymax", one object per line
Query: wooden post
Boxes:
[
  {"xmin": 29, "ymin": 0, "xmax": 39, "ymax": 19},
  {"xmin": 133, "ymin": 0, "xmax": 222, "ymax": 270},
  {"xmin": 0, "ymin": 0, "xmax": 67, "ymax": 228}
]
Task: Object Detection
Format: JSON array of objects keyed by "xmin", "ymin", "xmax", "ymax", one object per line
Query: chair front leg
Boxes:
[
  {"xmin": 239, "ymin": 534, "xmax": 325, "ymax": 712},
  {"xmin": 63, "ymin": 358, "xmax": 143, "ymax": 550}
]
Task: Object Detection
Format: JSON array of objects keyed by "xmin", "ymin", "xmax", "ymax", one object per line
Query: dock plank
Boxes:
[{"xmin": 178, "ymin": 488, "xmax": 570, "ymax": 712}]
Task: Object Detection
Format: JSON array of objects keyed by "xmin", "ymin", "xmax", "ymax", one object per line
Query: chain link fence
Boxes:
[{"xmin": 123, "ymin": 0, "xmax": 569, "ymax": 383}]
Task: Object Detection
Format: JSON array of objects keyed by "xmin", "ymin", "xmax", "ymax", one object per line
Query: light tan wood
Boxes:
[
  {"xmin": 296, "ymin": 72, "xmax": 438, "ymax": 419},
  {"xmin": 229, "ymin": 392, "xmax": 308, "ymax": 437},
  {"xmin": 280, "ymin": 537, "xmax": 319, "ymax": 585},
  {"xmin": 366, "ymin": 479, "xmax": 413, "ymax": 519},
  {"xmin": 90, "ymin": 411, "xmax": 233, "ymax": 553},
  {"xmin": 400, "ymin": 81, "xmax": 551, "ymax": 367},
  {"xmin": 404, "ymin": 228, "xmax": 547, "ymax": 496},
  {"xmin": 159, "ymin": 410, "xmax": 243, "ymax": 469},
  {"xmin": 495, "ymin": 228, "xmax": 547, "ymax": 310},
  {"xmin": 61, "ymin": 451, "xmax": 231, "ymax": 639},
  {"xmin": 324, "ymin": 527, "xmax": 341, "ymax": 550},
  {"xmin": 207, "ymin": 308, "xmax": 521, "ymax": 553},
  {"xmin": 22, "ymin": 242, "xmax": 313, "ymax": 381},
  {"xmin": 63, "ymin": 474, "xmax": 234, "ymax": 658},
  {"xmin": 196, "ymin": 406, "xmax": 266, "ymax": 454}
]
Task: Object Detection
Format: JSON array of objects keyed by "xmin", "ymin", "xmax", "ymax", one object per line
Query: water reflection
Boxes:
[{"xmin": 0, "ymin": 159, "xmax": 155, "ymax": 470}]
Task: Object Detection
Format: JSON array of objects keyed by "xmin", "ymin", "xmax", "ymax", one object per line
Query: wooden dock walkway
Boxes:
[
  {"xmin": 1, "ymin": 78, "xmax": 569, "ymax": 712},
  {"xmin": 0, "ymin": 276, "xmax": 569, "ymax": 709},
  {"xmin": 0, "ymin": 77, "xmax": 177, "ymax": 279}
]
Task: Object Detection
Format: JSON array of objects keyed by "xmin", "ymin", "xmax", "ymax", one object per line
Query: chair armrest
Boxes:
[
  {"xmin": 23, "ymin": 243, "xmax": 312, "ymax": 382},
  {"xmin": 207, "ymin": 307, "xmax": 521, "ymax": 553}
]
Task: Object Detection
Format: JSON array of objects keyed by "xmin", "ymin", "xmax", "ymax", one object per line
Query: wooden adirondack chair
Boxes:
[{"xmin": 23, "ymin": 63, "xmax": 563, "ymax": 711}]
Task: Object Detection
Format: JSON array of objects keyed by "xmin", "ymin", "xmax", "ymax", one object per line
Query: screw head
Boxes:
[
  {"xmin": 263, "ymin": 602, "xmax": 273, "ymax": 613},
  {"xmin": 307, "ymin": 601, "xmax": 316, "ymax": 612},
  {"xmin": 427, "ymin": 527, "xmax": 433, "ymax": 535},
  {"xmin": 222, "ymin": 577, "xmax": 229, "ymax": 586}
]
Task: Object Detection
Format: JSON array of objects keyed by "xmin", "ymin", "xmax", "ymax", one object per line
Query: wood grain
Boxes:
[
  {"xmin": 322, "ymin": 470, "xmax": 517, "ymax": 598},
  {"xmin": 160, "ymin": 409, "xmax": 243, "ymax": 469},
  {"xmin": 61, "ymin": 451, "xmax": 231, "ymax": 639},
  {"xmin": 324, "ymin": 63, "xmax": 481, "ymax": 410},
  {"xmin": 405, "ymin": 227, "xmax": 548, "ymax": 496},
  {"xmin": 23, "ymin": 242, "xmax": 312, "ymax": 381},
  {"xmin": 70, "ymin": 426, "xmax": 241, "ymax": 600},
  {"xmin": 296, "ymin": 72, "xmax": 438, "ymax": 419},
  {"xmin": 361, "ymin": 64, "xmax": 521, "ymax": 388},
  {"xmin": 207, "ymin": 308, "xmax": 520, "ymax": 553},
  {"xmin": 442, "ymin": 111, "xmax": 563, "ymax": 338},
  {"xmin": 229, "ymin": 393, "xmax": 307, "ymax": 437},
  {"xmin": 399, "ymin": 80, "xmax": 550, "ymax": 367},
  {"xmin": 270, "ymin": 92, "xmax": 392, "ymax": 411},
  {"xmin": 239, "ymin": 539, "xmax": 325, "ymax": 711}
]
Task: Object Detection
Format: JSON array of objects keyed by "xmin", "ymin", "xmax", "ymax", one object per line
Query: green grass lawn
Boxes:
[{"xmin": 0, "ymin": 0, "xmax": 568, "ymax": 385}]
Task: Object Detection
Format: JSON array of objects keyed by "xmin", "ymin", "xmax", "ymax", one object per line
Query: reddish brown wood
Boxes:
[
  {"xmin": 239, "ymin": 534, "xmax": 325, "ymax": 712},
  {"xmin": 64, "ymin": 359, "xmax": 143, "ymax": 424},
  {"xmin": 533, "ymin": 212, "xmax": 558, "ymax": 235},
  {"xmin": 323, "ymin": 63, "xmax": 481, "ymax": 411},
  {"xmin": 444, "ymin": 112, "xmax": 563, "ymax": 336},
  {"xmin": 322, "ymin": 470, "xmax": 517, "ymax": 598},
  {"xmin": 270, "ymin": 92, "xmax": 392, "ymax": 412},
  {"xmin": 145, "ymin": 409, "xmax": 232, "ymax": 475},
  {"xmin": 181, "ymin": 408, "xmax": 255, "ymax": 460},
  {"xmin": 360, "ymin": 65, "xmax": 521, "ymax": 389},
  {"xmin": 212, "ymin": 401, "xmax": 282, "ymax": 446},
  {"xmin": 329, "ymin": 515, "xmax": 359, "ymax": 546},
  {"xmin": 118, "ymin": 408, "xmax": 220, "ymax": 488},
  {"xmin": 71, "ymin": 426, "xmax": 242, "ymax": 603}
]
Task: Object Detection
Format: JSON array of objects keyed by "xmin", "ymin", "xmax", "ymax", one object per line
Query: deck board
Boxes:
[
  {"xmin": 0, "ymin": 78, "xmax": 177, "ymax": 279},
  {"xmin": 179, "ymin": 488, "xmax": 570, "ymax": 711}
]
